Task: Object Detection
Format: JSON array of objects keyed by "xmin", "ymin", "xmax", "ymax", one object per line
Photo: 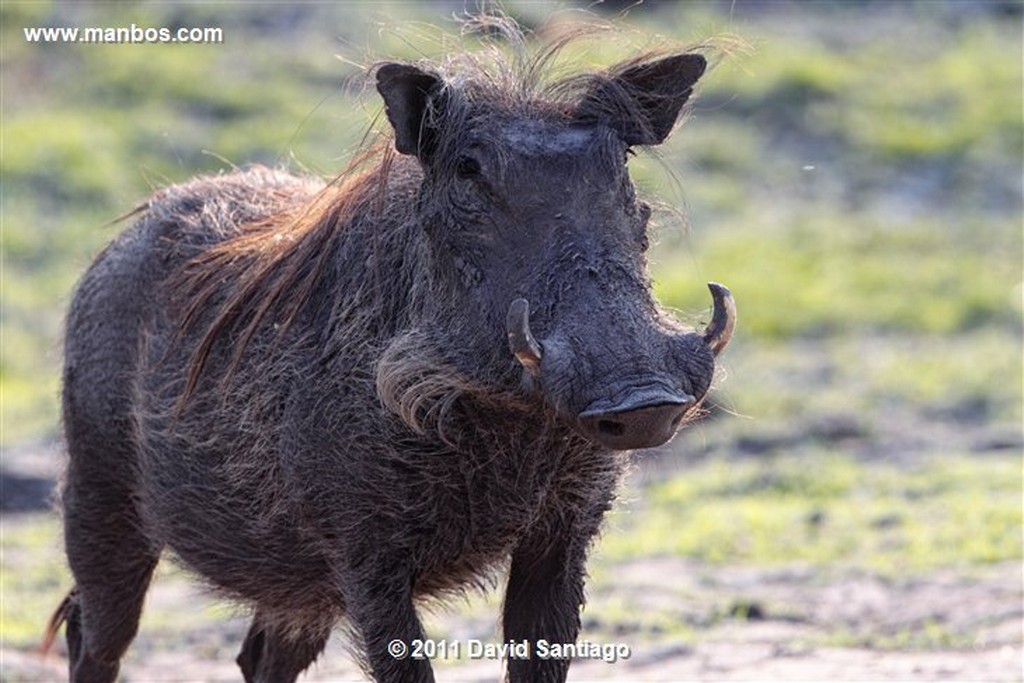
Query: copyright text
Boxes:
[{"xmin": 387, "ymin": 638, "xmax": 631, "ymax": 663}]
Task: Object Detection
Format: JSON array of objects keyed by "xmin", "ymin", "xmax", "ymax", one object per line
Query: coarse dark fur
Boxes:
[{"xmin": 47, "ymin": 18, "xmax": 724, "ymax": 683}]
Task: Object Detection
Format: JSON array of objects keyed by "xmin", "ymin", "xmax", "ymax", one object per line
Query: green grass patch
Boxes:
[
  {"xmin": 652, "ymin": 211, "xmax": 1021, "ymax": 339},
  {"xmin": 599, "ymin": 452, "xmax": 1022, "ymax": 575},
  {"xmin": 709, "ymin": 330, "xmax": 1022, "ymax": 432},
  {"xmin": 824, "ymin": 618, "xmax": 977, "ymax": 651},
  {"xmin": 698, "ymin": 10, "xmax": 1022, "ymax": 164},
  {"xmin": 0, "ymin": 516, "xmax": 69, "ymax": 648}
]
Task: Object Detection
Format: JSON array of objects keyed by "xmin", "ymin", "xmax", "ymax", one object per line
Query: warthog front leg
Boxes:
[
  {"xmin": 341, "ymin": 553, "xmax": 435, "ymax": 683},
  {"xmin": 236, "ymin": 613, "xmax": 331, "ymax": 683},
  {"xmin": 501, "ymin": 521, "xmax": 593, "ymax": 683}
]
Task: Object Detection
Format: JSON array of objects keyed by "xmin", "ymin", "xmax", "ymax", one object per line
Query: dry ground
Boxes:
[
  {"xmin": 4, "ymin": 551, "xmax": 1020, "ymax": 681},
  {"xmin": 2, "ymin": 443, "xmax": 1021, "ymax": 683}
]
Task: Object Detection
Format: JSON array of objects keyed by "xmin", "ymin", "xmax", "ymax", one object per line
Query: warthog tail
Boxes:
[{"xmin": 40, "ymin": 588, "xmax": 77, "ymax": 656}]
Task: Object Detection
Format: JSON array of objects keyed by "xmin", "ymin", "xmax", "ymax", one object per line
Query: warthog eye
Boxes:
[{"xmin": 456, "ymin": 155, "xmax": 481, "ymax": 179}]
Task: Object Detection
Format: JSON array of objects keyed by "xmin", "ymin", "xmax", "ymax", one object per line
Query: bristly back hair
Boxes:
[
  {"xmin": 171, "ymin": 11, "xmax": 718, "ymax": 410},
  {"xmin": 173, "ymin": 143, "xmax": 396, "ymax": 407}
]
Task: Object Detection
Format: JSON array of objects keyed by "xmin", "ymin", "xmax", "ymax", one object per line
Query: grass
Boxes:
[
  {"xmin": 0, "ymin": 516, "xmax": 66, "ymax": 648},
  {"xmin": 685, "ymin": 5, "xmax": 1023, "ymax": 164},
  {"xmin": 706, "ymin": 331, "xmax": 1023, "ymax": 432},
  {"xmin": 824, "ymin": 621, "xmax": 977, "ymax": 652},
  {"xmin": 652, "ymin": 211, "xmax": 1021, "ymax": 339},
  {"xmin": 598, "ymin": 451, "xmax": 1022, "ymax": 575}
]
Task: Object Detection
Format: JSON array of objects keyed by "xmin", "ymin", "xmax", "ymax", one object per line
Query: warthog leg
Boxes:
[{"xmin": 236, "ymin": 614, "xmax": 331, "ymax": 683}]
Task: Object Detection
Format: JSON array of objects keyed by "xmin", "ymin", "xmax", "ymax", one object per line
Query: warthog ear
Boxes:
[
  {"xmin": 578, "ymin": 53, "xmax": 706, "ymax": 146},
  {"xmin": 376, "ymin": 63, "xmax": 443, "ymax": 159}
]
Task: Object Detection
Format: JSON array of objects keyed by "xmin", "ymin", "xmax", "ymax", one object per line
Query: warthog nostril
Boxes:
[
  {"xmin": 578, "ymin": 394, "xmax": 695, "ymax": 451},
  {"xmin": 596, "ymin": 419, "xmax": 626, "ymax": 437}
]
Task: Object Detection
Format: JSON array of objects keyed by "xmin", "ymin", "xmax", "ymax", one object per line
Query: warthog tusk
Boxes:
[
  {"xmin": 703, "ymin": 282, "xmax": 736, "ymax": 357},
  {"xmin": 507, "ymin": 298, "xmax": 542, "ymax": 375}
]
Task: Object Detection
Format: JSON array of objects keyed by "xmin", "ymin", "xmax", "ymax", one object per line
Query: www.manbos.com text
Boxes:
[{"xmin": 24, "ymin": 24, "xmax": 224, "ymax": 45}]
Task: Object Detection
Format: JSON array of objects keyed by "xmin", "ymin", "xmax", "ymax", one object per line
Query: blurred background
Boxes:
[{"xmin": 2, "ymin": 1, "xmax": 1021, "ymax": 680}]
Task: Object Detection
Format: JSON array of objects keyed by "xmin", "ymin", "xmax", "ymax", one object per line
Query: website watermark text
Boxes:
[{"xmin": 24, "ymin": 24, "xmax": 223, "ymax": 45}]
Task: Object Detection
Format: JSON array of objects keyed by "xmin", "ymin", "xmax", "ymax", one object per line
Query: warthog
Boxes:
[{"xmin": 45, "ymin": 22, "xmax": 735, "ymax": 683}]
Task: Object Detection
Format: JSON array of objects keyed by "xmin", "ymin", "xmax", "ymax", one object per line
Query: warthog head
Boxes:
[{"xmin": 376, "ymin": 48, "xmax": 734, "ymax": 450}]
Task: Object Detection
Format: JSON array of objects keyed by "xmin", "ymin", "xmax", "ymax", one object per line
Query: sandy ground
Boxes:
[
  {"xmin": 2, "ymin": 432, "xmax": 1022, "ymax": 682},
  {"xmin": 3, "ymin": 535, "xmax": 1021, "ymax": 681}
]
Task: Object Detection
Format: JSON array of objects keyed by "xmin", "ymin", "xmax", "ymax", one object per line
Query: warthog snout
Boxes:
[
  {"xmin": 507, "ymin": 282, "xmax": 737, "ymax": 450},
  {"xmin": 578, "ymin": 387, "xmax": 696, "ymax": 450}
]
